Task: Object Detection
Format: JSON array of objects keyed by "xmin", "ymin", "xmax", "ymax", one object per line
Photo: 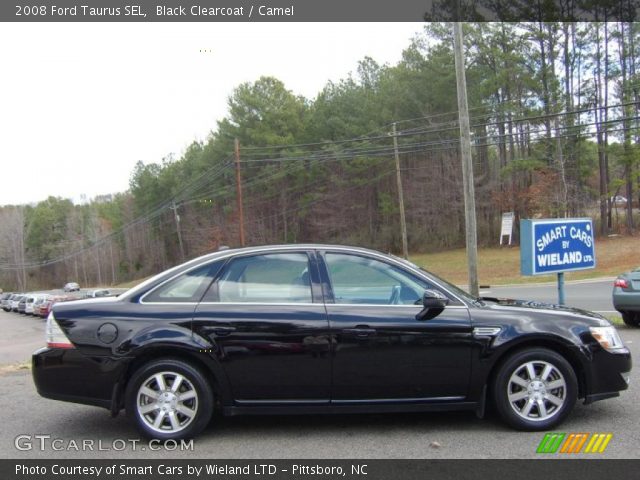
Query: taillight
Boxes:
[
  {"xmin": 46, "ymin": 312, "xmax": 74, "ymax": 349},
  {"xmin": 614, "ymin": 278, "xmax": 630, "ymax": 289}
]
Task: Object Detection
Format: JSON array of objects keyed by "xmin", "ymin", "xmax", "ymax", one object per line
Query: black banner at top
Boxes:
[{"xmin": 1, "ymin": 0, "xmax": 639, "ymax": 22}]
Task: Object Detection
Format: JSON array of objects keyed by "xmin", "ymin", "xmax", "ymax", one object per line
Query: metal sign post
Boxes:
[
  {"xmin": 557, "ymin": 272, "xmax": 565, "ymax": 305},
  {"xmin": 520, "ymin": 218, "xmax": 596, "ymax": 306}
]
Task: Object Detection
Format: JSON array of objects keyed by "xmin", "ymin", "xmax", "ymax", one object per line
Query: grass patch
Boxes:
[
  {"xmin": 410, "ymin": 235, "xmax": 640, "ymax": 286},
  {"xmin": 603, "ymin": 313, "xmax": 624, "ymax": 327}
]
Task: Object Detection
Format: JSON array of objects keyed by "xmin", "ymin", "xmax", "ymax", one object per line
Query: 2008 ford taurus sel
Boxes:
[{"xmin": 33, "ymin": 245, "xmax": 631, "ymax": 439}]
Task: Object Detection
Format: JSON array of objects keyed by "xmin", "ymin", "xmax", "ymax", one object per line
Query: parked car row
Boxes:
[
  {"xmin": 1, "ymin": 287, "xmax": 127, "ymax": 318},
  {"xmin": 1, "ymin": 292, "xmax": 78, "ymax": 318}
]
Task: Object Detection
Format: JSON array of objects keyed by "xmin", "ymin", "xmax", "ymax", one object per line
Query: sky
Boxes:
[{"xmin": 0, "ymin": 22, "xmax": 424, "ymax": 206}]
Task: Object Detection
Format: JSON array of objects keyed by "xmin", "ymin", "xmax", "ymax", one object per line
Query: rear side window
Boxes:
[
  {"xmin": 144, "ymin": 263, "xmax": 221, "ymax": 303},
  {"xmin": 212, "ymin": 253, "xmax": 312, "ymax": 303}
]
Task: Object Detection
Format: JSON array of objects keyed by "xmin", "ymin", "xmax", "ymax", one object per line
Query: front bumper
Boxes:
[
  {"xmin": 32, "ymin": 347, "xmax": 129, "ymax": 410},
  {"xmin": 584, "ymin": 345, "xmax": 632, "ymax": 400}
]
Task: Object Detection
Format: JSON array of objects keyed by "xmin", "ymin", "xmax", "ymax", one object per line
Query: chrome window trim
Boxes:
[
  {"xmin": 325, "ymin": 304, "xmax": 468, "ymax": 309},
  {"xmin": 135, "ymin": 244, "xmax": 471, "ymax": 307},
  {"xmin": 198, "ymin": 302, "xmax": 319, "ymax": 307},
  {"xmin": 137, "ymin": 301, "xmax": 200, "ymax": 306},
  {"xmin": 145, "ymin": 302, "xmax": 467, "ymax": 309}
]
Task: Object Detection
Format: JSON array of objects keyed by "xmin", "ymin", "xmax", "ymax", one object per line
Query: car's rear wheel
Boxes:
[
  {"xmin": 493, "ymin": 348, "xmax": 577, "ymax": 431},
  {"xmin": 621, "ymin": 311, "xmax": 640, "ymax": 327},
  {"xmin": 125, "ymin": 358, "xmax": 213, "ymax": 439}
]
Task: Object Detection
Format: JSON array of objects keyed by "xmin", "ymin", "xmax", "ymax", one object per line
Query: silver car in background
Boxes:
[{"xmin": 613, "ymin": 267, "xmax": 640, "ymax": 327}]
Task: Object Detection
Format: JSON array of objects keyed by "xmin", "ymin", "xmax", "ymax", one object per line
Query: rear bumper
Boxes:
[
  {"xmin": 613, "ymin": 289, "xmax": 640, "ymax": 311},
  {"xmin": 32, "ymin": 347, "xmax": 129, "ymax": 410}
]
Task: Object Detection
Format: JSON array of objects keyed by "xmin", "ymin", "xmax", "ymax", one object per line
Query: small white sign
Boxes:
[{"xmin": 500, "ymin": 212, "xmax": 514, "ymax": 245}]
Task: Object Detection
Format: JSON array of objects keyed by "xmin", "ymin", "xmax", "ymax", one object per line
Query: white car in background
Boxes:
[
  {"xmin": 10, "ymin": 294, "xmax": 25, "ymax": 312},
  {"xmin": 24, "ymin": 295, "xmax": 36, "ymax": 315},
  {"xmin": 85, "ymin": 289, "xmax": 111, "ymax": 298},
  {"xmin": 63, "ymin": 282, "xmax": 80, "ymax": 292}
]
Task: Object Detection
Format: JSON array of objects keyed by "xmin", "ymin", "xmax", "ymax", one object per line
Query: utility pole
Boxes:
[
  {"xmin": 234, "ymin": 138, "xmax": 246, "ymax": 247},
  {"xmin": 90, "ymin": 213, "xmax": 103, "ymax": 285},
  {"xmin": 453, "ymin": 22, "xmax": 479, "ymax": 297},
  {"xmin": 171, "ymin": 201, "xmax": 185, "ymax": 260},
  {"xmin": 109, "ymin": 241, "xmax": 116, "ymax": 284},
  {"xmin": 392, "ymin": 123, "xmax": 409, "ymax": 259}
]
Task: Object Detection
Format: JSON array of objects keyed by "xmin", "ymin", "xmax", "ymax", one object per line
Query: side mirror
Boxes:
[
  {"xmin": 423, "ymin": 289, "xmax": 449, "ymax": 309},
  {"xmin": 416, "ymin": 289, "xmax": 449, "ymax": 320}
]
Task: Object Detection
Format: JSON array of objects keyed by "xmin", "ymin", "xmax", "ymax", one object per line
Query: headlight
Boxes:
[{"xmin": 589, "ymin": 326, "xmax": 625, "ymax": 351}]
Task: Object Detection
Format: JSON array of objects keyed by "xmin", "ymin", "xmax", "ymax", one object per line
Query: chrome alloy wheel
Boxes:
[
  {"xmin": 136, "ymin": 371, "xmax": 199, "ymax": 434},
  {"xmin": 507, "ymin": 360, "xmax": 567, "ymax": 422}
]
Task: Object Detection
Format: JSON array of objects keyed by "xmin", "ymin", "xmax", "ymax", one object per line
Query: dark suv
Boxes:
[{"xmin": 33, "ymin": 245, "xmax": 631, "ymax": 439}]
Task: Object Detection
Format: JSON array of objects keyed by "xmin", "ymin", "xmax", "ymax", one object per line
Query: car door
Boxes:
[
  {"xmin": 318, "ymin": 250, "xmax": 473, "ymax": 402},
  {"xmin": 192, "ymin": 250, "xmax": 331, "ymax": 403}
]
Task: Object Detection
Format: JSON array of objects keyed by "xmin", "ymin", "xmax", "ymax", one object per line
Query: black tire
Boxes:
[
  {"xmin": 621, "ymin": 311, "xmax": 640, "ymax": 327},
  {"xmin": 493, "ymin": 348, "xmax": 577, "ymax": 431},
  {"xmin": 125, "ymin": 358, "xmax": 213, "ymax": 440}
]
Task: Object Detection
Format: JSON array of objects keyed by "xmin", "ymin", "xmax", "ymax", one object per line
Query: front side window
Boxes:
[
  {"xmin": 324, "ymin": 253, "xmax": 428, "ymax": 305},
  {"xmin": 216, "ymin": 253, "xmax": 312, "ymax": 303},
  {"xmin": 144, "ymin": 263, "xmax": 217, "ymax": 303}
]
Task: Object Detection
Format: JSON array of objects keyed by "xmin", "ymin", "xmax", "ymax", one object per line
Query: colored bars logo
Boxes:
[{"xmin": 537, "ymin": 433, "xmax": 613, "ymax": 454}]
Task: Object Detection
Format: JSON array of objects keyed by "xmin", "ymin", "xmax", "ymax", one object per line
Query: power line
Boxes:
[{"xmin": 2, "ymin": 106, "xmax": 638, "ymax": 271}]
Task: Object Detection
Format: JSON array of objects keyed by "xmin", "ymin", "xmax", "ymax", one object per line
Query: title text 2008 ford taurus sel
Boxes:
[{"xmin": 33, "ymin": 245, "xmax": 631, "ymax": 439}]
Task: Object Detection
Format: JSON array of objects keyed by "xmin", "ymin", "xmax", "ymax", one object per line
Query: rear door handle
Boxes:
[
  {"xmin": 203, "ymin": 326, "xmax": 236, "ymax": 336},
  {"xmin": 342, "ymin": 327, "xmax": 376, "ymax": 337}
]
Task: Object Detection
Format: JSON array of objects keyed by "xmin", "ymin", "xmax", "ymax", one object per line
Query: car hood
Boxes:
[{"xmin": 479, "ymin": 297, "xmax": 609, "ymax": 324}]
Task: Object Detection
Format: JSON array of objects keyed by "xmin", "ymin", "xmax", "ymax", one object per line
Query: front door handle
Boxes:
[{"xmin": 342, "ymin": 327, "xmax": 376, "ymax": 337}]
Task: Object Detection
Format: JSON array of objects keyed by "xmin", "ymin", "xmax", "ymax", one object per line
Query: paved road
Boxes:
[
  {"xmin": 0, "ymin": 305, "xmax": 638, "ymax": 459},
  {"xmin": 0, "ymin": 310, "xmax": 45, "ymax": 365},
  {"xmin": 482, "ymin": 279, "xmax": 616, "ymax": 313}
]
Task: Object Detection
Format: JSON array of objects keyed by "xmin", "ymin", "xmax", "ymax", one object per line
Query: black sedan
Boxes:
[{"xmin": 33, "ymin": 245, "xmax": 631, "ymax": 439}]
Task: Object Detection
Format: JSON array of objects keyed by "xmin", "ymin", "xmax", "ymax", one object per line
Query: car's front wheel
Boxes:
[
  {"xmin": 493, "ymin": 348, "xmax": 577, "ymax": 431},
  {"xmin": 621, "ymin": 311, "xmax": 640, "ymax": 327},
  {"xmin": 125, "ymin": 358, "xmax": 213, "ymax": 439}
]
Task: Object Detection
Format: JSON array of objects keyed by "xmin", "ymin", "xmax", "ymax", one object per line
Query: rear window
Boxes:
[{"xmin": 144, "ymin": 262, "xmax": 222, "ymax": 303}]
